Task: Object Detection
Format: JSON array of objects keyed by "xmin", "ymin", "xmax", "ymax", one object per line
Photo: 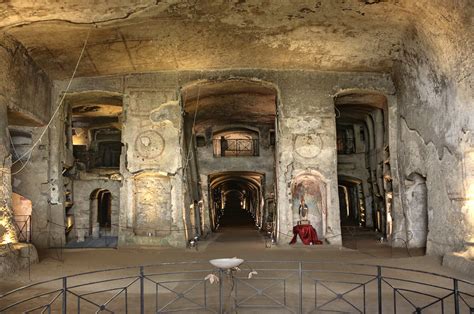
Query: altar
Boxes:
[{"xmin": 289, "ymin": 223, "xmax": 323, "ymax": 245}]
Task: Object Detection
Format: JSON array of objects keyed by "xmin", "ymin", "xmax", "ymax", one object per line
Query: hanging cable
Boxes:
[
  {"xmin": 7, "ymin": 131, "xmax": 24, "ymax": 167},
  {"xmin": 182, "ymin": 74, "xmax": 203, "ymax": 174},
  {"xmin": 8, "ymin": 26, "xmax": 93, "ymax": 175},
  {"xmin": 335, "ymin": 105, "xmax": 341, "ymax": 118}
]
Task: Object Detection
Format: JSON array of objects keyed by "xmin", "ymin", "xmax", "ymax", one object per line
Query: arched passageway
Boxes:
[
  {"xmin": 90, "ymin": 189, "xmax": 112, "ymax": 237},
  {"xmin": 209, "ymin": 171, "xmax": 265, "ymax": 242},
  {"xmin": 180, "ymin": 78, "xmax": 278, "ymax": 243},
  {"xmin": 334, "ymin": 91, "xmax": 393, "ymax": 245},
  {"xmin": 338, "ymin": 176, "xmax": 365, "ymax": 227}
]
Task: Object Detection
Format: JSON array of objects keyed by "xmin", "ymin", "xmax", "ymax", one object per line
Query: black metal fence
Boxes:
[
  {"xmin": 0, "ymin": 261, "xmax": 473, "ymax": 313},
  {"xmin": 13, "ymin": 214, "xmax": 31, "ymax": 243},
  {"xmin": 213, "ymin": 139, "xmax": 259, "ymax": 157}
]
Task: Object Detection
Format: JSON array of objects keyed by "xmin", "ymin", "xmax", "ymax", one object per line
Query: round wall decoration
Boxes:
[
  {"xmin": 135, "ymin": 130, "xmax": 165, "ymax": 158},
  {"xmin": 294, "ymin": 134, "xmax": 323, "ymax": 159}
]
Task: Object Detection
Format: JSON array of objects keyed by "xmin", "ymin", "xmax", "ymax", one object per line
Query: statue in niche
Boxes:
[{"xmin": 298, "ymin": 196, "xmax": 310, "ymax": 225}]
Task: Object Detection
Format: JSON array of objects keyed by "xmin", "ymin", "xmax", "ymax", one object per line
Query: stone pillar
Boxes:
[
  {"xmin": 47, "ymin": 89, "xmax": 66, "ymax": 247},
  {"xmin": 463, "ymin": 141, "xmax": 474, "ymax": 247},
  {"xmin": 0, "ymin": 103, "xmax": 17, "ymax": 244},
  {"xmin": 199, "ymin": 174, "xmax": 212, "ymax": 235}
]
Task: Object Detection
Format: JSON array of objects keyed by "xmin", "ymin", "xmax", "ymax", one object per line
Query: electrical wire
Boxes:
[
  {"xmin": 182, "ymin": 74, "xmax": 203, "ymax": 173},
  {"xmin": 8, "ymin": 132, "xmax": 24, "ymax": 167},
  {"xmin": 335, "ymin": 105, "xmax": 341, "ymax": 118}
]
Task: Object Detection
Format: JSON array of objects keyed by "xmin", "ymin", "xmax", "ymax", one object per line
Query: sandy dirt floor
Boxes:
[
  {"xmin": 0, "ymin": 215, "xmax": 474, "ymax": 314},
  {"xmin": 1, "ymin": 209, "xmax": 472, "ymax": 294}
]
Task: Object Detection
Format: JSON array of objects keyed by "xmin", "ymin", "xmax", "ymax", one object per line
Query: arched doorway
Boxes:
[
  {"xmin": 90, "ymin": 189, "xmax": 112, "ymax": 237},
  {"xmin": 180, "ymin": 78, "xmax": 278, "ymax": 242},
  {"xmin": 338, "ymin": 176, "xmax": 365, "ymax": 227},
  {"xmin": 334, "ymin": 91, "xmax": 392, "ymax": 242},
  {"xmin": 290, "ymin": 171, "xmax": 328, "ymax": 241},
  {"xmin": 209, "ymin": 171, "xmax": 264, "ymax": 229}
]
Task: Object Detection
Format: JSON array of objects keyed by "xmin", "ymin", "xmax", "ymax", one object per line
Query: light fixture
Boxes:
[{"xmin": 0, "ymin": 215, "xmax": 17, "ymax": 245}]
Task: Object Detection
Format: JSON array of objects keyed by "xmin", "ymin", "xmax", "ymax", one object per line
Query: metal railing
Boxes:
[
  {"xmin": 13, "ymin": 214, "xmax": 31, "ymax": 243},
  {"xmin": 213, "ymin": 139, "xmax": 259, "ymax": 157},
  {"xmin": 0, "ymin": 261, "xmax": 472, "ymax": 313}
]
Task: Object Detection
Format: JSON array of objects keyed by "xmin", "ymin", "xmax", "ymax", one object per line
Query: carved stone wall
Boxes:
[
  {"xmin": 124, "ymin": 89, "xmax": 180, "ymax": 173},
  {"xmin": 71, "ymin": 178, "xmax": 120, "ymax": 241},
  {"xmin": 61, "ymin": 70, "xmax": 395, "ymax": 247},
  {"xmin": 133, "ymin": 173, "xmax": 171, "ymax": 236}
]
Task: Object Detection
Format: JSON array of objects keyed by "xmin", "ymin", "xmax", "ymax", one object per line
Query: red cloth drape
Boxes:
[{"xmin": 289, "ymin": 225, "xmax": 323, "ymax": 245}]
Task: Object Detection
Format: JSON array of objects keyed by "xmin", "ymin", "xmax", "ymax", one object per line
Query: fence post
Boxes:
[
  {"xmin": 62, "ymin": 277, "xmax": 67, "ymax": 313},
  {"xmin": 140, "ymin": 266, "xmax": 145, "ymax": 314},
  {"xmin": 218, "ymin": 269, "xmax": 224, "ymax": 314},
  {"xmin": 377, "ymin": 266, "xmax": 382, "ymax": 314},
  {"xmin": 299, "ymin": 262, "xmax": 303, "ymax": 314},
  {"xmin": 453, "ymin": 278, "xmax": 460, "ymax": 314}
]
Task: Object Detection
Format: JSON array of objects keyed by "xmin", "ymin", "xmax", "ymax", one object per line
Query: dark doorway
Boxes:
[
  {"xmin": 338, "ymin": 183, "xmax": 363, "ymax": 227},
  {"xmin": 97, "ymin": 190, "xmax": 112, "ymax": 229},
  {"xmin": 209, "ymin": 171, "xmax": 264, "ymax": 231}
]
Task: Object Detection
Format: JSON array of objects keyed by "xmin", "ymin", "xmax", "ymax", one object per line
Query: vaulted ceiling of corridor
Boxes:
[
  {"xmin": 182, "ymin": 79, "xmax": 276, "ymax": 132},
  {"xmin": 67, "ymin": 91, "xmax": 123, "ymax": 129},
  {"xmin": 0, "ymin": 0, "xmax": 418, "ymax": 79},
  {"xmin": 209, "ymin": 171, "xmax": 263, "ymax": 196},
  {"xmin": 335, "ymin": 92, "xmax": 386, "ymax": 125}
]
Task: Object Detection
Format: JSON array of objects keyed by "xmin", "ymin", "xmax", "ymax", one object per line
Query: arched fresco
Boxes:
[{"xmin": 291, "ymin": 171, "xmax": 328, "ymax": 239}]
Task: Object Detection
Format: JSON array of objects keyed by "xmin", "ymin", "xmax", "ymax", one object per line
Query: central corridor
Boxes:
[{"xmin": 214, "ymin": 201, "xmax": 265, "ymax": 245}]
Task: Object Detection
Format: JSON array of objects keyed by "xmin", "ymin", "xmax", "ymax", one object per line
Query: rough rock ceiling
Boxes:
[
  {"xmin": 183, "ymin": 79, "xmax": 276, "ymax": 131},
  {"xmin": 67, "ymin": 92, "xmax": 123, "ymax": 128},
  {"xmin": 335, "ymin": 92, "xmax": 385, "ymax": 125},
  {"xmin": 0, "ymin": 0, "xmax": 410, "ymax": 79}
]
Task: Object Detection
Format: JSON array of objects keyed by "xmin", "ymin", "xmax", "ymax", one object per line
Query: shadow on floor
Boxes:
[
  {"xmin": 341, "ymin": 226, "xmax": 426, "ymax": 258},
  {"xmin": 65, "ymin": 236, "xmax": 118, "ymax": 248}
]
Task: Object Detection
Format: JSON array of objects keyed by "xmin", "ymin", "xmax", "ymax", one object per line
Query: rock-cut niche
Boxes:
[
  {"xmin": 291, "ymin": 172, "xmax": 327, "ymax": 239},
  {"xmin": 403, "ymin": 172, "xmax": 428, "ymax": 248}
]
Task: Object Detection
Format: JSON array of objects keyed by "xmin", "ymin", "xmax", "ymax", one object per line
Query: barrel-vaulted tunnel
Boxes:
[
  {"xmin": 181, "ymin": 78, "xmax": 278, "ymax": 242},
  {"xmin": 209, "ymin": 171, "xmax": 264, "ymax": 232},
  {"xmin": 335, "ymin": 91, "xmax": 396, "ymax": 245}
]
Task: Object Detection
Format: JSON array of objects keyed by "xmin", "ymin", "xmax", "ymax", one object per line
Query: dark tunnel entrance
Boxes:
[{"xmin": 209, "ymin": 171, "xmax": 264, "ymax": 233}]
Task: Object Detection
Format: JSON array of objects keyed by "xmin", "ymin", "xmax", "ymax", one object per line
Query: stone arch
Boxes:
[
  {"xmin": 179, "ymin": 77, "xmax": 281, "ymax": 241},
  {"xmin": 212, "ymin": 127, "xmax": 260, "ymax": 157},
  {"xmin": 89, "ymin": 188, "xmax": 112, "ymax": 238},
  {"xmin": 179, "ymin": 77, "xmax": 280, "ymax": 134},
  {"xmin": 290, "ymin": 170, "xmax": 329, "ymax": 239},
  {"xmin": 333, "ymin": 89, "xmax": 388, "ymax": 109},
  {"xmin": 333, "ymin": 89, "xmax": 393, "ymax": 235}
]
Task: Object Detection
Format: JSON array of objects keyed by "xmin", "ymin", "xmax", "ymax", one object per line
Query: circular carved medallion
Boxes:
[
  {"xmin": 135, "ymin": 130, "xmax": 165, "ymax": 158},
  {"xmin": 294, "ymin": 134, "xmax": 323, "ymax": 159}
]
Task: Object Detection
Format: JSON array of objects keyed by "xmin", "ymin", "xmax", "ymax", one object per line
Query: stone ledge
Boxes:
[
  {"xmin": 0, "ymin": 243, "xmax": 38, "ymax": 278},
  {"xmin": 442, "ymin": 250, "xmax": 474, "ymax": 276}
]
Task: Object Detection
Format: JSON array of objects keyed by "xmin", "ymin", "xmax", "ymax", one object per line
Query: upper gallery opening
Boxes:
[{"xmin": 67, "ymin": 92, "xmax": 123, "ymax": 171}]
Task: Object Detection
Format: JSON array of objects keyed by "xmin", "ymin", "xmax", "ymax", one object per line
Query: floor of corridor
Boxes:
[{"xmin": 213, "ymin": 205, "xmax": 264, "ymax": 245}]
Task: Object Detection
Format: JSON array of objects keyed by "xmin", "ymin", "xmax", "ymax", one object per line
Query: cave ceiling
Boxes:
[{"xmin": 0, "ymin": 0, "xmax": 413, "ymax": 80}]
